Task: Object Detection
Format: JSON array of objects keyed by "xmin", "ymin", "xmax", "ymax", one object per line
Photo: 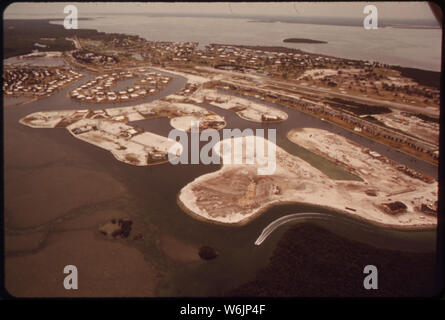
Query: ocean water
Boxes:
[{"xmin": 46, "ymin": 15, "xmax": 443, "ymax": 72}]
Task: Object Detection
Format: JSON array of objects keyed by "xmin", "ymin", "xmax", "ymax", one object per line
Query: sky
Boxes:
[{"xmin": 4, "ymin": 2, "xmax": 438, "ymax": 21}]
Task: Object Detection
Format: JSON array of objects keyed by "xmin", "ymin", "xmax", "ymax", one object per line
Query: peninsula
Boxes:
[{"xmin": 283, "ymin": 38, "xmax": 327, "ymax": 44}]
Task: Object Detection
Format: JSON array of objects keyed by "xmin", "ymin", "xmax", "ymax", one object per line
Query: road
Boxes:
[
  {"xmin": 220, "ymin": 78, "xmax": 439, "ymax": 150},
  {"xmin": 197, "ymin": 66, "xmax": 439, "ymax": 117},
  {"xmin": 268, "ymin": 79, "xmax": 440, "ymax": 117}
]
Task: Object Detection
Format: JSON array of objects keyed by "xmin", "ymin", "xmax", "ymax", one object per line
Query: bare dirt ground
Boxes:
[
  {"xmin": 178, "ymin": 133, "xmax": 437, "ymax": 228},
  {"xmin": 193, "ymin": 89, "xmax": 288, "ymax": 123},
  {"xmin": 373, "ymin": 110, "xmax": 439, "ymax": 146},
  {"xmin": 19, "ymin": 101, "xmax": 225, "ymax": 166}
]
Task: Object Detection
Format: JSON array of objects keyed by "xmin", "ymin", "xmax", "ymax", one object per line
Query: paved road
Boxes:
[
  {"xmin": 221, "ymin": 78, "xmax": 439, "ymax": 150},
  {"xmin": 268, "ymin": 79, "xmax": 440, "ymax": 117},
  {"xmin": 197, "ymin": 66, "xmax": 439, "ymax": 117}
]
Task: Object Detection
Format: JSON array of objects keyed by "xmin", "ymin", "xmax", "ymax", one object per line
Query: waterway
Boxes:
[
  {"xmin": 3, "ymin": 68, "xmax": 438, "ymax": 296},
  {"xmin": 46, "ymin": 14, "xmax": 442, "ymax": 71}
]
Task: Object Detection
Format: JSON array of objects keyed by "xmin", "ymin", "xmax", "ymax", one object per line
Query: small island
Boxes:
[{"xmin": 283, "ymin": 38, "xmax": 327, "ymax": 44}]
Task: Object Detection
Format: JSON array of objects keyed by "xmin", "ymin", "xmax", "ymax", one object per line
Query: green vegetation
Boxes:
[
  {"xmin": 325, "ymin": 97, "xmax": 392, "ymax": 115},
  {"xmin": 228, "ymin": 224, "xmax": 436, "ymax": 297},
  {"xmin": 408, "ymin": 112, "xmax": 440, "ymax": 124},
  {"xmin": 3, "ymin": 19, "xmax": 143, "ymax": 59},
  {"xmin": 393, "ymin": 66, "xmax": 441, "ymax": 90},
  {"xmin": 4, "ymin": 19, "xmax": 75, "ymax": 58}
]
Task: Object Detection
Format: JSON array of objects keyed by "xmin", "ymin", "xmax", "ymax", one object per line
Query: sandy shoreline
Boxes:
[
  {"xmin": 177, "ymin": 133, "xmax": 437, "ymax": 230},
  {"xmin": 178, "ymin": 190, "xmax": 436, "ymax": 231},
  {"xmin": 5, "ymin": 56, "xmax": 438, "ymax": 298},
  {"xmin": 19, "ymin": 99, "xmax": 228, "ymax": 167}
]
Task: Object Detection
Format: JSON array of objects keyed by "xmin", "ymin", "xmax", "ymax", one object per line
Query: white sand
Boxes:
[
  {"xmin": 297, "ymin": 68, "xmax": 338, "ymax": 80},
  {"xmin": 178, "ymin": 132, "xmax": 437, "ymax": 228},
  {"xmin": 194, "ymin": 89, "xmax": 288, "ymax": 122},
  {"xmin": 149, "ymin": 67, "xmax": 209, "ymax": 85},
  {"xmin": 170, "ymin": 115, "xmax": 201, "ymax": 131},
  {"xmin": 373, "ymin": 111, "xmax": 439, "ymax": 145},
  {"xmin": 19, "ymin": 100, "xmax": 224, "ymax": 166}
]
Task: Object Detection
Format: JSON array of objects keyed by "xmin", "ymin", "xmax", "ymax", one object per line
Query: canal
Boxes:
[{"xmin": 4, "ymin": 68, "xmax": 438, "ymax": 296}]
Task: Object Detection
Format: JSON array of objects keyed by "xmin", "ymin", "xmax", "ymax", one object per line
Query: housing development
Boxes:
[
  {"xmin": 3, "ymin": 5, "xmax": 441, "ymax": 299},
  {"xmin": 11, "ymin": 30, "xmax": 439, "ymax": 228}
]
